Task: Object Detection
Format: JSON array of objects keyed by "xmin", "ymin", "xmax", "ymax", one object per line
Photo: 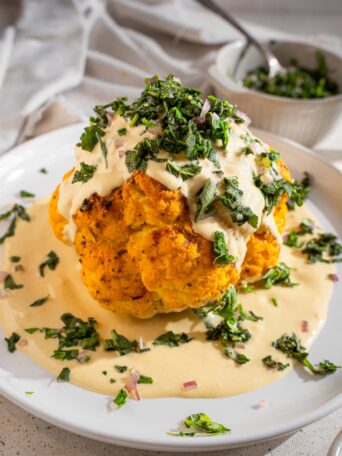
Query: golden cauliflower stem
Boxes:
[{"xmin": 49, "ymin": 165, "xmax": 289, "ymax": 318}]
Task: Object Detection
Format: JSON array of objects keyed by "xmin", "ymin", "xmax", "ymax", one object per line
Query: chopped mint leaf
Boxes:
[
  {"xmin": 113, "ymin": 389, "xmax": 128, "ymax": 409},
  {"xmin": 137, "ymin": 374, "xmax": 153, "ymax": 384},
  {"xmin": 262, "ymin": 355, "xmax": 289, "ymax": 371},
  {"xmin": 0, "ymin": 204, "xmax": 30, "ymax": 245},
  {"xmin": 30, "ymin": 295, "xmax": 49, "ymax": 307},
  {"xmin": 272, "ymin": 333, "xmax": 341, "ymax": 376},
  {"xmin": 114, "ymin": 365, "xmax": 128, "ymax": 373},
  {"xmin": 52, "ymin": 349, "xmax": 79, "ymax": 361},
  {"xmin": 118, "ymin": 128, "xmax": 127, "ymax": 136},
  {"xmin": 302, "ymin": 232, "xmax": 342, "ymax": 264},
  {"xmin": 19, "ymin": 190, "xmax": 35, "ymax": 198},
  {"xmin": 262, "ymin": 263, "xmax": 298, "ymax": 289},
  {"xmin": 125, "ymin": 138, "xmax": 159, "ymax": 173},
  {"xmin": 165, "ymin": 160, "xmax": 202, "ymax": 181},
  {"xmin": 195, "ymin": 180, "xmax": 217, "ymax": 221},
  {"xmin": 104, "ymin": 330, "xmax": 138, "ymax": 355},
  {"xmin": 4, "ymin": 274, "xmax": 23, "ymax": 290},
  {"xmin": 254, "ymin": 175, "xmax": 293, "ymax": 215},
  {"xmin": 5, "ymin": 332, "xmax": 20, "ymax": 352},
  {"xmin": 213, "ymin": 231, "xmax": 235, "ymax": 266},
  {"xmin": 286, "ymin": 172, "xmax": 311, "ymax": 210},
  {"xmin": 153, "ymin": 331, "xmax": 193, "ymax": 348},
  {"xmin": 72, "ymin": 162, "xmax": 97, "ymax": 184},
  {"xmin": 220, "ymin": 177, "xmax": 258, "ymax": 228},
  {"xmin": 57, "ymin": 367, "xmax": 71, "ymax": 382},
  {"xmin": 168, "ymin": 413, "xmax": 230, "ymax": 437},
  {"xmin": 38, "ymin": 251, "xmax": 59, "ymax": 277}
]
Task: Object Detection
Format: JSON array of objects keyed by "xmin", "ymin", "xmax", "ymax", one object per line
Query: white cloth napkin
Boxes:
[{"xmin": 0, "ymin": 0, "xmax": 341, "ymax": 154}]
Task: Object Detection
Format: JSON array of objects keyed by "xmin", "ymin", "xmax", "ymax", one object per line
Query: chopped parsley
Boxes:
[
  {"xmin": 283, "ymin": 232, "xmax": 304, "ymax": 249},
  {"xmin": 165, "ymin": 160, "xmax": 202, "ymax": 181},
  {"xmin": 114, "ymin": 365, "xmax": 128, "ymax": 373},
  {"xmin": 168, "ymin": 413, "xmax": 230, "ymax": 437},
  {"xmin": 195, "ymin": 180, "xmax": 217, "ymax": 221},
  {"xmin": 30, "ymin": 295, "xmax": 49, "ymax": 307},
  {"xmin": 138, "ymin": 374, "xmax": 153, "ymax": 384},
  {"xmin": 153, "ymin": 331, "xmax": 193, "ymax": 348},
  {"xmin": 19, "ymin": 190, "xmax": 35, "ymax": 198},
  {"xmin": 118, "ymin": 128, "xmax": 127, "ymax": 136},
  {"xmin": 302, "ymin": 232, "xmax": 342, "ymax": 264},
  {"xmin": 220, "ymin": 177, "xmax": 258, "ymax": 228},
  {"xmin": 9, "ymin": 256, "xmax": 21, "ymax": 263},
  {"xmin": 125, "ymin": 138, "xmax": 160, "ymax": 172},
  {"xmin": 284, "ymin": 218, "xmax": 315, "ymax": 249},
  {"xmin": 271, "ymin": 298, "xmax": 279, "ymax": 307},
  {"xmin": 113, "ymin": 389, "xmax": 128, "ymax": 409},
  {"xmin": 262, "ymin": 263, "xmax": 298, "ymax": 289},
  {"xmin": 213, "ymin": 231, "xmax": 235, "ymax": 266},
  {"xmin": 110, "ymin": 378, "xmax": 116, "ymax": 384},
  {"xmin": 57, "ymin": 367, "xmax": 71, "ymax": 382},
  {"xmin": 39, "ymin": 168, "xmax": 48, "ymax": 174},
  {"xmin": 254, "ymin": 176, "xmax": 293, "ymax": 215},
  {"xmin": 4, "ymin": 274, "xmax": 23, "ymax": 289},
  {"xmin": 72, "ymin": 162, "xmax": 97, "ymax": 184},
  {"xmin": 104, "ymin": 330, "xmax": 138, "ymax": 355},
  {"xmin": 52, "ymin": 349, "xmax": 79, "ymax": 361},
  {"xmin": 38, "ymin": 251, "xmax": 59, "ymax": 277},
  {"xmin": 262, "ymin": 355, "xmax": 289, "ymax": 371},
  {"xmin": 272, "ymin": 333, "xmax": 341, "ymax": 375},
  {"xmin": 5, "ymin": 332, "xmax": 20, "ymax": 353}
]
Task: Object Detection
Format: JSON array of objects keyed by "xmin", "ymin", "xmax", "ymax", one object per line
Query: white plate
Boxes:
[{"xmin": 0, "ymin": 124, "xmax": 341, "ymax": 452}]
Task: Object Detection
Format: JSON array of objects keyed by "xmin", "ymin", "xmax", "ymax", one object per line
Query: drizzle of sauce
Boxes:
[
  {"xmin": 57, "ymin": 116, "xmax": 280, "ymax": 267},
  {"xmin": 0, "ymin": 202, "xmax": 335, "ymax": 399}
]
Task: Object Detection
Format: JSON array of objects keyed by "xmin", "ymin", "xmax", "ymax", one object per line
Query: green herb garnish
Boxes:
[
  {"xmin": 104, "ymin": 330, "xmax": 138, "ymax": 355},
  {"xmin": 115, "ymin": 365, "xmax": 128, "ymax": 373},
  {"xmin": 262, "ymin": 263, "xmax": 298, "ymax": 289},
  {"xmin": 254, "ymin": 175, "xmax": 293, "ymax": 215},
  {"xmin": 153, "ymin": 331, "xmax": 193, "ymax": 348},
  {"xmin": 113, "ymin": 389, "xmax": 128, "ymax": 409},
  {"xmin": 302, "ymin": 232, "xmax": 342, "ymax": 264},
  {"xmin": 118, "ymin": 128, "xmax": 127, "ymax": 136},
  {"xmin": 38, "ymin": 251, "xmax": 59, "ymax": 277},
  {"xmin": 220, "ymin": 177, "xmax": 258, "ymax": 228},
  {"xmin": 286, "ymin": 172, "xmax": 311, "ymax": 211},
  {"xmin": 4, "ymin": 274, "xmax": 23, "ymax": 290},
  {"xmin": 72, "ymin": 162, "xmax": 97, "ymax": 184},
  {"xmin": 30, "ymin": 295, "xmax": 49, "ymax": 307},
  {"xmin": 165, "ymin": 160, "xmax": 202, "ymax": 181},
  {"xmin": 138, "ymin": 374, "xmax": 153, "ymax": 384},
  {"xmin": 243, "ymin": 51, "xmax": 339, "ymax": 99},
  {"xmin": 0, "ymin": 204, "xmax": 30, "ymax": 245},
  {"xmin": 213, "ymin": 231, "xmax": 235, "ymax": 266},
  {"xmin": 52, "ymin": 349, "xmax": 79, "ymax": 361},
  {"xmin": 168, "ymin": 413, "xmax": 230, "ymax": 437},
  {"xmin": 57, "ymin": 367, "xmax": 71, "ymax": 382},
  {"xmin": 5, "ymin": 332, "xmax": 20, "ymax": 352},
  {"xmin": 272, "ymin": 333, "xmax": 341, "ymax": 375},
  {"xmin": 19, "ymin": 190, "xmax": 35, "ymax": 198},
  {"xmin": 195, "ymin": 180, "xmax": 217, "ymax": 221},
  {"xmin": 39, "ymin": 168, "xmax": 47, "ymax": 174},
  {"xmin": 262, "ymin": 355, "xmax": 289, "ymax": 371},
  {"xmin": 9, "ymin": 256, "xmax": 21, "ymax": 263},
  {"xmin": 125, "ymin": 138, "xmax": 160, "ymax": 172},
  {"xmin": 271, "ymin": 298, "xmax": 279, "ymax": 307}
]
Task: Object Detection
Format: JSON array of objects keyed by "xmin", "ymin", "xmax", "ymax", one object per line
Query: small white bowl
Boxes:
[{"xmin": 208, "ymin": 40, "xmax": 342, "ymax": 147}]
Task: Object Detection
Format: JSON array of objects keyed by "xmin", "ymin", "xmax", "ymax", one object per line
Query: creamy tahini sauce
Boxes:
[
  {"xmin": 0, "ymin": 202, "xmax": 335, "ymax": 399},
  {"xmin": 57, "ymin": 116, "xmax": 279, "ymax": 267}
]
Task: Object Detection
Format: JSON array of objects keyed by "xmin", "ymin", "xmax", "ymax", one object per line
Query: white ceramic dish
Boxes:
[
  {"xmin": 0, "ymin": 124, "xmax": 341, "ymax": 451},
  {"xmin": 209, "ymin": 40, "xmax": 342, "ymax": 147}
]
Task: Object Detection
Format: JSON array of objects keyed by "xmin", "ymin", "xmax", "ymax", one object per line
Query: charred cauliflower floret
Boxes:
[{"xmin": 49, "ymin": 75, "xmax": 294, "ymax": 318}]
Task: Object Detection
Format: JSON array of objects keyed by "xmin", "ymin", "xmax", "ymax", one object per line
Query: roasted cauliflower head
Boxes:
[{"xmin": 49, "ymin": 75, "xmax": 292, "ymax": 318}]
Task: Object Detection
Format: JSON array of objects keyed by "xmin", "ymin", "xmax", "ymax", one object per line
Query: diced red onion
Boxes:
[
  {"xmin": 139, "ymin": 337, "xmax": 145, "ymax": 351},
  {"xmin": 125, "ymin": 369, "xmax": 141, "ymax": 401},
  {"xmin": 182, "ymin": 380, "xmax": 198, "ymax": 391},
  {"xmin": 0, "ymin": 271, "xmax": 8, "ymax": 282},
  {"xmin": 252, "ymin": 399, "xmax": 269, "ymax": 410},
  {"xmin": 194, "ymin": 99, "xmax": 211, "ymax": 124},
  {"xmin": 77, "ymin": 350, "xmax": 90, "ymax": 364},
  {"xmin": 328, "ymin": 273, "xmax": 339, "ymax": 282},
  {"xmin": 147, "ymin": 126, "xmax": 162, "ymax": 136},
  {"xmin": 0, "ymin": 289, "xmax": 8, "ymax": 299},
  {"xmin": 301, "ymin": 320, "xmax": 309, "ymax": 333},
  {"xmin": 15, "ymin": 265, "xmax": 25, "ymax": 272},
  {"xmin": 236, "ymin": 343, "xmax": 245, "ymax": 349},
  {"xmin": 18, "ymin": 339, "xmax": 28, "ymax": 347},
  {"xmin": 237, "ymin": 110, "xmax": 251, "ymax": 127}
]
